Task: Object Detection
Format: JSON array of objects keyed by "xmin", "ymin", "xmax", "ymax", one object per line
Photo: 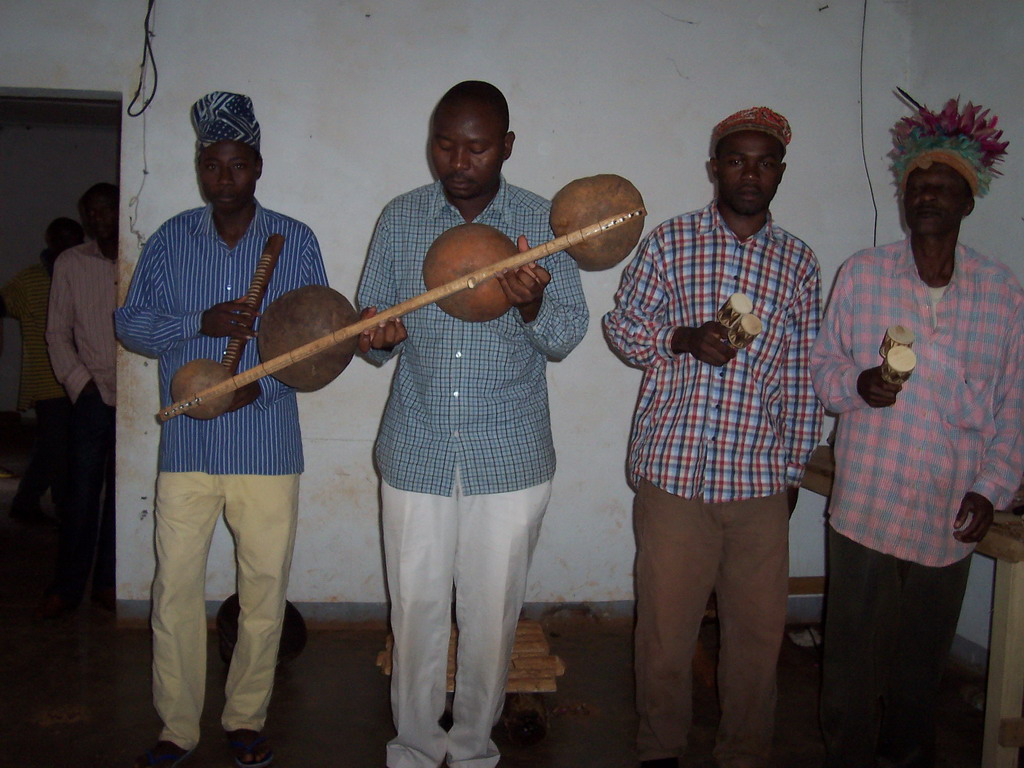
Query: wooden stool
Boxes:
[{"xmin": 376, "ymin": 618, "xmax": 565, "ymax": 744}]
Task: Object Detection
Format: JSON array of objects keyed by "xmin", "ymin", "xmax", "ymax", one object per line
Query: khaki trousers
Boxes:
[
  {"xmin": 634, "ymin": 481, "xmax": 789, "ymax": 768},
  {"xmin": 151, "ymin": 472, "xmax": 300, "ymax": 750}
]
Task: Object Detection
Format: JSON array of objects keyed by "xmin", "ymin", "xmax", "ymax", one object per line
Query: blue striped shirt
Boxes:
[
  {"xmin": 115, "ymin": 203, "xmax": 328, "ymax": 475},
  {"xmin": 357, "ymin": 178, "xmax": 589, "ymax": 496}
]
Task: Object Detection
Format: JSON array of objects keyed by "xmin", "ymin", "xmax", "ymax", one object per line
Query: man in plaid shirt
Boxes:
[
  {"xmin": 603, "ymin": 107, "xmax": 822, "ymax": 768},
  {"xmin": 358, "ymin": 81, "xmax": 588, "ymax": 768},
  {"xmin": 812, "ymin": 97, "xmax": 1022, "ymax": 768}
]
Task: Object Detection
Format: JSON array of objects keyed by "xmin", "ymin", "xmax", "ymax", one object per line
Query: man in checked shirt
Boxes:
[
  {"xmin": 603, "ymin": 107, "xmax": 822, "ymax": 768},
  {"xmin": 812, "ymin": 97, "xmax": 1023, "ymax": 768},
  {"xmin": 357, "ymin": 80, "xmax": 588, "ymax": 768}
]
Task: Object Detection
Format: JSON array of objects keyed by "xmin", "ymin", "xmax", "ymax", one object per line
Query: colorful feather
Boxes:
[{"xmin": 891, "ymin": 94, "xmax": 1008, "ymax": 197}]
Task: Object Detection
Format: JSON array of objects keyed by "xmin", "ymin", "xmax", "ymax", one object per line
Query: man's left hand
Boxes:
[
  {"xmin": 227, "ymin": 381, "xmax": 260, "ymax": 413},
  {"xmin": 953, "ymin": 491, "xmax": 994, "ymax": 543},
  {"xmin": 496, "ymin": 235, "xmax": 550, "ymax": 323}
]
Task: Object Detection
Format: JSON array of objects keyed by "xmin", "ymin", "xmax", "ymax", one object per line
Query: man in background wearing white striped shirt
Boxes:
[{"xmin": 40, "ymin": 183, "xmax": 119, "ymax": 620}]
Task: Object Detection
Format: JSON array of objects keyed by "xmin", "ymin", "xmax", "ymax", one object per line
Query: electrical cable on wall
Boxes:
[
  {"xmin": 127, "ymin": 110, "xmax": 150, "ymax": 251},
  {"xmin": 859, "ymin": 0, "xmax": 879, "ymax": 247},
  {"xmin": 126, "ymin": 0, "xmax": 158, "ymax": 117},
  {"xmin": 126, "ymin": 0, "xmax": 158, "ymax": 249}
]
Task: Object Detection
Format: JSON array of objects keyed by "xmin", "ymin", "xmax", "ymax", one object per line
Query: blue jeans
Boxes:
[
  {"xmin": 820, "ymin": 526, "xmax": 971, "ymax": 768},
  {"xmin": 48, "ymin": 389, "xmax": 116, "ymax": 606}
]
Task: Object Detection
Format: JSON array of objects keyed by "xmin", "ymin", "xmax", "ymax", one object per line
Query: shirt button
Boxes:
[
  {"xmin": 455, "ymin": 351, "xmax": 462, "ymax": 358},
  {"xmin": 453, "ymin": 391, "xmax": 459, "ymax": 398}
]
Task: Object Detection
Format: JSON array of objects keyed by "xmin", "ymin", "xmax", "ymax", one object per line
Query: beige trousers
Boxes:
[
  {"xmin": 151, "ymin": 472, "xmax": 300, "ymax": 750},
  {"xmin": 634, "ymin": 481, "xmax": 789, "ymax": 768}
]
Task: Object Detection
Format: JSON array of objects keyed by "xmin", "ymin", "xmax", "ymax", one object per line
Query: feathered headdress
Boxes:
[{"xmin": 891, "ymin": 91, "xmax": 1008, "ymax": 197}]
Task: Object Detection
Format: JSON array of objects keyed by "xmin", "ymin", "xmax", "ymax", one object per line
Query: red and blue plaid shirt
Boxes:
[
  {"xmin": 603, "ymin": 202, "xmax": 822, "ymax": 503},
  {"xmin": 811, "ymin": 240, "xmax": 1024, "ymax": 566}
]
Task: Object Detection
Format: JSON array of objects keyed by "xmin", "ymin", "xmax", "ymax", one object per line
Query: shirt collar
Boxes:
[
  {"xmin": 79, "ymin": 240, "xmax": 108, "ymax": 261},
  {"xmin": 429, "ymin": 176, "xmax": 510, "ymax": 224},
  {"xmin": 894, "ymin": 238, "xmax": 971, "ymax": 287},
  {"xmin": 699, "ymin": 200, "xmax": 779, "ymax": 244},
  {"xmin": 191, "ymin": 199, "xmax": 268, "ymax": 245}
]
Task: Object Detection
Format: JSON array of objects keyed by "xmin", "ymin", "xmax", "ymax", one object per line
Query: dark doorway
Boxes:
[{"xmin": 0, "ymin": 90, "xmax": 121, "ymax": 412}]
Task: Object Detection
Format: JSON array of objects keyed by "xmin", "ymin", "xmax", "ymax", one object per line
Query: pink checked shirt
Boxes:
[
  {"xmin": 811, "ymin": 240, "xmax": 1024, "ymax": 566},
  {"xmin": 46, "ymin": 241, "xmax": 118, "ymax": 406},
  {"xmin": 603, "ymin": 202, "xmax": 823, "ymax": 503}
]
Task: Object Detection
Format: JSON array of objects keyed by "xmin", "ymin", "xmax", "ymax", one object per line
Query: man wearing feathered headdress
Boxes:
[{"xmin": 811, "ymin": 96, "xmax": 1022, "ymax": 767}]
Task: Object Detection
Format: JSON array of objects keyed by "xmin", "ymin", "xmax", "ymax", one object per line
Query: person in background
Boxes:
[
  {"xmin": 40, "ymin": 186, "xmax": 118, "ymax": 619},
  {"xmin": 0, "ymin": 217, "xmax": 82, "ymax": 522}
]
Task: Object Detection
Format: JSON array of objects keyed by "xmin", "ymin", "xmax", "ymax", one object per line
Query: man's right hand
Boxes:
[
  {"xmin": 201, "ymin": 298, "xmax": 257, "ymax": 340},
  {"xmin": 671, "ymin": 322, "xmax": 737, "ymax": 366},
  {"xmin": 856, "ymin": 366, "xmax": 902, "ymax": 407}
]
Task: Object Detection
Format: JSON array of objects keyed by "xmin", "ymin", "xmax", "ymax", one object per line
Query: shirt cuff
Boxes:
[
  {"xmin": 518, "ymin": 294, "xmax": 553, "ymax": 329},
  {"xmin": 971, "ymin": 477, "xmax": 1009, "ymax": 510},
  {"xmin": 181, "ymin": 310, "xmax": 206, "ymax": 339},
  {"xmin": 785, "ymin": 462, "xmax": 806, "ymax": 487},
  {"xmin": 656, "ymin": 326, "xmax": 679, "ymax": 361},
  {"xmin": 842, "ymin": 365, "xmax": 863, "ymax": 407}
]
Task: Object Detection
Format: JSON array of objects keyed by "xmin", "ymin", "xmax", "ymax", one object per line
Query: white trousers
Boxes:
[
  {"xmin": 382, "ymin": 478, "xmax": 552, "ymax": 768},
  {"xmin": 151, "ymin": 472, "xmax": 300, "ymax": 750}
]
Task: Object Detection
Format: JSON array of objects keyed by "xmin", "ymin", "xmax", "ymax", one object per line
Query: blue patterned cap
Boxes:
[{"xmin": 191, "ymin": 92, "xmax": 261, "ymax": 153}]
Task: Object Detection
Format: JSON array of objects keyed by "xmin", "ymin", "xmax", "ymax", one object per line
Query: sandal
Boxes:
[
  {"xmin": 226, "ymin": 729, "xmax": 274, "ymax": 768},
  {"xmin": 133, "ymin": 741, "xmax": 193, "ymax": 767}
]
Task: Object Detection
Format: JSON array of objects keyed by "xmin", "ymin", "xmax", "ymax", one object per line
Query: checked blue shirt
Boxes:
[
  {"xmin": 358, "ymin": 177, "xmax": 589, "ymax": 496},
  {"xmin": 116, "ymin": 202, "xmax": 328, "ymax": 475}
]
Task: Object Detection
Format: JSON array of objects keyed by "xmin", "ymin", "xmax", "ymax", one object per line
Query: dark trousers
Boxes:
[
  {"xmin": 11, "ymin": 396, "xmax": 72, "ymax": 516},
  {"xmin": 820, "ymin": 526, "xmax": 971, "ymax": 768},
  {"xmin": 48, "ymin": 390, "xmax": 116, "ymax": 606}
]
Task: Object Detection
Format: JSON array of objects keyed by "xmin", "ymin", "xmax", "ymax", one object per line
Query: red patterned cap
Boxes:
[{"xmin": 712, "ymin": 107, "xmax": 792, "ymax": 151}]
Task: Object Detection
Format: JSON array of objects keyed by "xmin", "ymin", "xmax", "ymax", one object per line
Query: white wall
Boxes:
[{"xmin": 2, "ymin": 1, "xmax": 1020, "ymax": 642}]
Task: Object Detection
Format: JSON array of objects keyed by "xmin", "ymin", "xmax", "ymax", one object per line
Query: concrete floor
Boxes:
[{"xmin": 0, "ymin": 415, "xmax": 989, "ymax": 767}]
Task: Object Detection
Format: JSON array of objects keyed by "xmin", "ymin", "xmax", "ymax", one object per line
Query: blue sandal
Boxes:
[
  {"xmin": 227, "ymin": 729, "xmax": 274, "ymax": 768},
  {"xmin": 134, "ymin": 741, "xmax": 193, "ymax": 766}
]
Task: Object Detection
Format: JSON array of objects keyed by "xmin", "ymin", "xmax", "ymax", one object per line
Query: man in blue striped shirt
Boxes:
[
  {"xmin": 358, "ymin": 81, "xmax": 589, "ymax": 768},
  {"xmin": 117, "ymin": 92, "xmax": 328, "ymax": 768}
]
